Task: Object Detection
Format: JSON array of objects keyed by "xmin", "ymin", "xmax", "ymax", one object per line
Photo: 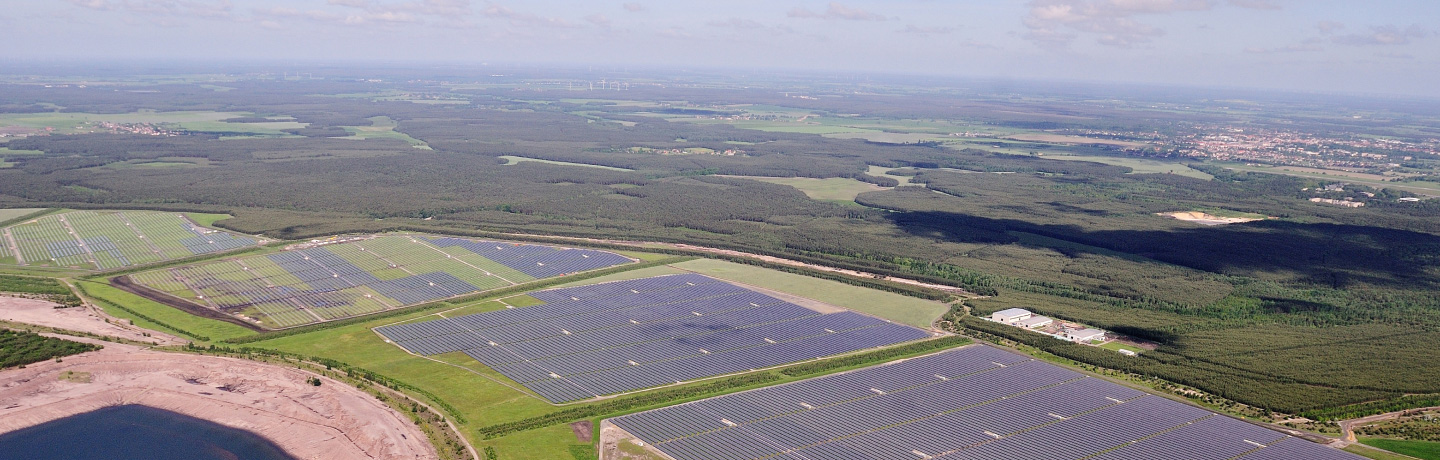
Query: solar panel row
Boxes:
[
  {"xmin": 376, "ymin": 274, "xmax": 932, "ymax": 403},
  {"xmin": 608, "ymin": 345, "xmax": 1363, "ymax": 460},
  {"xmin": 426, "ymin": 237, "xmax": 633, "ymax": 278}
]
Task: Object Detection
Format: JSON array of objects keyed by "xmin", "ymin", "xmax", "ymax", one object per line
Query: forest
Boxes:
[{"xmin": 0, "ymin": 75, "xmax": 1437, "ymax": 415}]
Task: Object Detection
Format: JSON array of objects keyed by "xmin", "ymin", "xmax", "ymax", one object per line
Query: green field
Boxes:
[
  {"xmin": 1099, "ymin": 341, "xmax": 1145, "ymax": 354},
  {"xmin": 727, "ymin": 175, "xmax": 886, "ymax": 203},
  {"xmin": 1043, "ymin": 154, "xmax": 1213, "ymax": 179},
  {"xmin": 340, "ymin": 116, "xmax": 431, "ymax": 149},
  {"xmin": 669, "ymin": 258, "xmax": 948, "ymax": 328},
  {"xmin": 3, "ymin": 210, "xmax": 258, "ymax": 270},
  {"xmin": 499, "ymin": 155, "xmax": 632, "ymax": 171},
  {"xmin": 1361, "ymin": 439, "xmax": 1440, "ymax": 460},
  {"xmin": 0, "ymin": 208, "xmax": 44, "ymax": 223},
  {"xmin": 1221, "ymin": 162, "xmax": 1440, "ymax": 196},
  {"xmin": 77, "ymin": 280, "xmax": 257, "ymax": 342},
  {"xmin": 0, "ymin": 110, "xmax": 306, "ymax": 136}
]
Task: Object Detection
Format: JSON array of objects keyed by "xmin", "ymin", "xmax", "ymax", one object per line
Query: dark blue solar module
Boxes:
[
  {"xmin": 375, "ymin": 274, "xmax": 933, "ymax": 403},
  {"xmin": 425, "ymin": 237, "xmax": 633, "ymax": 278},
  {"xmin": 178, "ymin": 224, "xmax": 255, "ymax": 254},
  {"xmin": 607, "ymin": 345, "xmax": 1364, "ymax": 460}
]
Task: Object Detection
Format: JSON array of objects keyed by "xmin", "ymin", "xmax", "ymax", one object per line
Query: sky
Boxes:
[{"xmin": 2, "ymin": 0, "xmax": 1437, "ymax": 96}]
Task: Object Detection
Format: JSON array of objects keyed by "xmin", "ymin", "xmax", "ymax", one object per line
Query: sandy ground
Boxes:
[
  {"xmin": 0, "ymin": 296, "xmax": 185, "ymax": 346},
  {"xmin": 1158, "ymin": 211, "xmax": 1264, "ymax": 226},
  {"xmin": 0, "ymin": 339, "xmax": 437, "ymax": 459}
]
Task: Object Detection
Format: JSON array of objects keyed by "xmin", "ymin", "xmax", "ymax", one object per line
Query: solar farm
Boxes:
[
  {"xmin": 128, "ymin": 235, "xmax": 633, "ymax": 329},
  {"xmin": 606, "ymin": 345, "xmax": 1362, "ymax": 460},
  {"xmin": 376, "ymin": 274, "xmax": 934, "ymax": 403},
  {"xmin": 0, "ymin": 210, "xmax": 258, "ymax": 270}
]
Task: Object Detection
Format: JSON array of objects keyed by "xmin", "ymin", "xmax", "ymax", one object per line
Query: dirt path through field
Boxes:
[{"xmin": 1339, "ymin": 406, "xmax": 1440, "ymax": 443}]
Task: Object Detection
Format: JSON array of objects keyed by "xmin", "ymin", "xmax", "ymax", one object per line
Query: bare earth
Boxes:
[
  {"xmin": 0, "ymin": 339, "xmax": 436, "ymax": 460},
  {"xmin": 0, "ymin": 296, "xmax": 184, "ymax": 346},
  {"xmin": 1158, "ymin": 211, "xmax": 1264, "ymax": 226}
]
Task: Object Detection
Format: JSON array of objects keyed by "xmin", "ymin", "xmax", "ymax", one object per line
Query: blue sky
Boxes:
[{"xmin": 2, "ymin": 1, "xmax": 1437, "ymax": 96}]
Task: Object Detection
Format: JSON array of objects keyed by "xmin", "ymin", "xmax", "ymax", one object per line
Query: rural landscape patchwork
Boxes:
[{"xmin": 1, "ymin": 2, "xmax": 1439, "ymax": 460}]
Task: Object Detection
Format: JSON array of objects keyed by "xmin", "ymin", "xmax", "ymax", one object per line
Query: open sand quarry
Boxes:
[
  {"xmin": 0, "ymin": 296, "xmax": 185, "ymax": 345},
  {"xmin": 0, "ymin": 309, "xmax": 436, "ymax": 459},
  {"xmin": 1159, "ymin": 211, "xmax": 1265, "ymax": 226}
]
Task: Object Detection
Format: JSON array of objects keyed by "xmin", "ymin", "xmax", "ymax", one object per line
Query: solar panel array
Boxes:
[
  {"xmin": 609, "ymin": 345, "xmax": 1363, "ymax": 460},
  {"xmin": 376, "ymin": 274, "xmax": 932, "ymax": 403},
  {"xmin": 426, "ymin": 237, "xmax": 633, "ymax": 278},
  {"xmin": 131, "ymin": 234, "xmax": 634, "ymax": 328},
  {"xmin": 4, "ymin": 210, "xmax": 259, "ymax": 269}
]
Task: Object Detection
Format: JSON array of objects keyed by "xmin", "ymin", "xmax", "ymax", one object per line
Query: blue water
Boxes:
[{"xmin": 0, "ymin": 404, "xmax": 296, "ymax": 460}]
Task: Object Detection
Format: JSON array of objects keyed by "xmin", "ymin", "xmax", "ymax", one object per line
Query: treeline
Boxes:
[
  {"xmin": 1302, "ymin": 395, "xmax": 1440, "ymax": 422},
  {"xmin": 0, "ymin": 328, "xmax": 101, "ymax": 368},
  {"xmin": 954, "ymin": 316, "xmax": 1397, "ymax": 414},
  {"xmin": 777, "ymin": 336, "xmax": 970, "ymax": 377}
]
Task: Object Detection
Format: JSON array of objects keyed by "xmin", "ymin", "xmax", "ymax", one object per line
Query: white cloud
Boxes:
[
  {"xmin": 1331, "ymin": 24, "xmax": 1427, "ymax": 46},
  {"xmin": 706, "ymin": 17, "xmax": 795, "ymax": 35},
  {"xmin": 482, "ymin": 5, "xmax": 580, "ymax": 28},
  {"xmin": 622, "ymin": 3, "xmax": 644, "ymax": 12},
  {"xmin": 585, "ymin": 13, "xmax": 611, "ymax": 27},
  {"xmin": 1227, "ymin": 0, "xmax": 1280, "ymax": 10},
  {"xmin": 1316, "ymin": 20, "xmax": 1344, "ymax": 35},
  {"xmin": 788, "ymin": 3, "xmax": 887, "ymax": 21},
  {"xmin": 898, "ymin": 25, "xmax": 954, "ymax": 37},
  {"xmin": 67, "ymin": 0, "xmax": 235, "ymax": 19},
  {"xmin": 1021, "ymin": 0, "xmax": 1213, "ymax": 49}
]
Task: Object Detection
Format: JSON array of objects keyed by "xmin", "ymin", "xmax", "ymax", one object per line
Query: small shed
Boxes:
[
  {"xmin": 1017, "ymin": 316, "xmax": 1053, "ymax": 329},
  {"xmin": 1065, "ymin": 328, "xmax": 1106, "ymax": 343}
]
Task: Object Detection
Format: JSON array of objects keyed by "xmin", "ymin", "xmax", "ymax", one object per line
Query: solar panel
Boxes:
[
  {"xmin": 608, "ymin": 346, "xmax": 1363, "ymax": 460},
  {"xmin": 376, "ymin": 274, "xmax": 933, "ymax": 403}
]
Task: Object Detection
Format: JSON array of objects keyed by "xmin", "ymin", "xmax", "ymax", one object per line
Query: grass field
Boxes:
[
  {"xmin": 0, "ymin": 208, "xmax": 44, "ymax": 222},
  {"xmin": 1361, "ymin": 438, "xmax": 1440, "ymax": 460},
  {"xmin": 499, "ymin": 156, "xmax": 633, "ymax": 171},
  {"xmin": 77, "ymin": 280, "xmax": 257, "ymax": 342},
  {"xmin": 669, "ymin": 258, "xmax": 949, "ymax": 328},
  {"xmin": 3, "ymin": 210, "xmax": 258, "ymax": 270},
  {"xmin": 340, "ymin": 116, "xmax": 431, "ymax": 149},
  {"xmin": 1099, "ymin": 341, "xmax": 1144, "ymax": 354},
  {"xmin": 1348, "ymin": 445, "xmax": 1423, "ymax": 460},
  {"xmin": 725, "ymin": 175, "xmax": 886, "ymax": 202},
  {"xmin": 1221, "ymin": 162, "xmax": 1440, "ymax": 196},
  {"xmin": 0, "ymin": 110, "xmax": 306, "ymax": 136}
]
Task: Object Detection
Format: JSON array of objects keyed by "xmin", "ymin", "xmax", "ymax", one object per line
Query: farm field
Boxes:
[
  {"xmin": 499, "ymin": 155, "xmax": 633, "ymax": 171},
  {"xmin": 0, "ymin": 110, "xmax": 306, "ymax": 136},
  {"xmin": 1220, "ymin": 162, "xmax": 1440, "ymax": 196},
  {"xmin": 128, "ymin": 234, "xmax": 634, "ymax": 329},
  {"xmin": 339, "ymin": 116, "xmax": 431, "ymax": 149},
  {"xmin": 670, "ymin": 258, "xmax": 950, "ymax": 328},
  {"xmin": 723, "ymin": 175, "xmax": 886, "ymax": 202},
  {"xmin": 2, "ymin": 210, "xmax": 258, "ymax": 270},
  {"xmin": 0, "ymin": 208, "xmax": 45, "ymax": 223},
  {"xmin": 1360, "ymin": 438, "xmax": 1440, "ymax": 460}
]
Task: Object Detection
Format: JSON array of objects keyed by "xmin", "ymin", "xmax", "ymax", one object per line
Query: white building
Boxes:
[
  {"xmin": 991, "ymin": 308, "xmax": 1033, "ymax": 324},
  {"xmin": 1016, "ymin": 316, "xmax": 1053, "ymax": 329},
  {"xmin": 1065, "ymin": 328, "xmax": 1106, "ymax": 343}
]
